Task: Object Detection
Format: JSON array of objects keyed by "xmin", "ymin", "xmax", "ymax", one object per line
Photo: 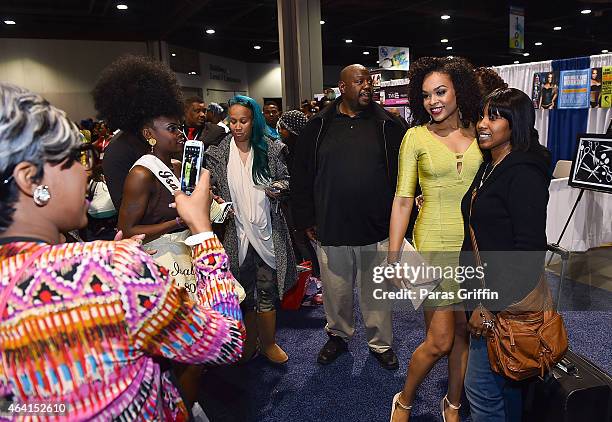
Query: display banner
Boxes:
[
  {"xmin": 532, "ymin": 71, "xmax": 559, "ymax": 109},
  {"xmin": 601, "ymin": 66, "xmax": 612, "ymax": 108},
  {"xmin": 532, "ymin": 73, "xmax": 543, "ymax": 108},
  {"xmin": 378, "ymin": 46, "xmax": 410, "ymax": 71},
  {"xmin": 558, "ymin": 69, "xmax": 590, "ymax": 109},
  {"xmin": 590, "ymin": 67, "xmax": 602, "ymax": 108},
  {"xmin": 509, "ymin": 6, "xmax": 525, "ymax": 52}
]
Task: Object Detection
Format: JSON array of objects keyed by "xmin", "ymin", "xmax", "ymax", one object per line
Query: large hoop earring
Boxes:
[
  {"xmin": 147, "ymin": 137, "xmax": 157, "ymax": 154},
  {"xmin": 33, "ymin": 185, "xmax": 51, "ymax": 206}
]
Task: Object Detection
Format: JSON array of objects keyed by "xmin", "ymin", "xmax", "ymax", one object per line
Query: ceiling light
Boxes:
[
  {"xmin": 441, "ymin": 14, "xmax": 451, "ymax": 20},
  {"xmin": 376, "ymin": 60, "xmax": 380, "ymax": 64},
  {"xmin": 553, "ymin": 26, "xmax": 562, "ymax": 31},
  {"xmin": 171, "ymin": 53, "xmax": 176, "ymax": 57},
  {"xmin": 446, "ymin": 46, "xmax": 453, "ymax": 50},
  {"xmin": 362, "ymin": 51, "xmax": 370, "ymax": 55},
  {"xmin": 345, "ymin": 39, "xmax": 352, "ymax": 43},
  {"xmin": 602, "ymin": 49, "xmax": 609, "ymax": 53},
  {"xmin": 254, "ymin": 45, "xmax": 262, "ymax": 50},
  {"xmin": 447, "ymin": 55, "xmax": 454, "ymax": 59},
  {"xmin": 535, "ymin": 42, "xmax": 543, "ymax": 46},
  {"xmin": 189, "ymin": 71, "xmax": 196, "ymax": 75},
  {"xmin": 514, "ymin": 60, "xmax": 520, "ymax": 64},
  {"xmin": 581, "ymin": 9, "xmax": 591, "ymax": 14},
  {"xmin": 320, "ymin": 20, "xmax": 325, "ymax": 25},
  {"xmin": 4, "ymin": 20, "xmax": 16, "ymax": 25},
  {"xmin": 523, "ymin": 52, "xmax": 530, "ymax": 56},
  {"xmin": 116, "ymin": 4, "xmax": 128, "ymax": 10},
  {"xmin": 205, "ymin": 29, "xmax": 215, "ymax": 34},
  {"xmin": 441, "ymin": 38, "xmax": 449, "ymax": 43}
]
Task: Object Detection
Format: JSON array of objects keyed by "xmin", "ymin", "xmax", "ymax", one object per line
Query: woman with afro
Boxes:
[
  {"xmin": 93, "ymin": 55, "xmax": 206, "ymax": 411},
  {"xmin": 388, "ymin": 57, "xmax": 483, "ymax": 422}
]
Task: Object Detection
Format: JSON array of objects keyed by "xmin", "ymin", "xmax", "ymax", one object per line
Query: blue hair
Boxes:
[{"xmin": 228, "ymin": 95, "xmax": 271, "ymax": 184}]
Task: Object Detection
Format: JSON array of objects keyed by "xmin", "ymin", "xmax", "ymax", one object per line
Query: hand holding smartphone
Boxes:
[{"xmin": 180, "ymin": 140, "xmax": 205, "ymax": 195}]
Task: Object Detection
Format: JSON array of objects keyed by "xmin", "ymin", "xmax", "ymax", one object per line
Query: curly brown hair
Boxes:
[
  {"xmin": 474, "ymin": 67, "xmax": 508, "ymax": 97},
  {"xmin": 92, "ymin": 55, "xmax": 184, "ymax": 133},
  {"xmin": 407, "ymin": 56, "xmax": 480, "ymax": 127}
]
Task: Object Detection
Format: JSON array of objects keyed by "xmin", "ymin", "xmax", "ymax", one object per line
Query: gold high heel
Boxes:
[
  {"xmin": 390, "ymin": 392, "xmax": 412, "ymax": 422},
  {"xmin": 440, "ymin": 395, "xmax": 461, "ymax": 422}
]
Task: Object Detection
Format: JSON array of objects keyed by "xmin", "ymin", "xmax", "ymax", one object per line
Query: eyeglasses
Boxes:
[{"xmin": 65, "ymin": 143, "xmax": 100, "ymax": 171}]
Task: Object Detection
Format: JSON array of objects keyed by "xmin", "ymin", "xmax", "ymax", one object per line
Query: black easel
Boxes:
[{"xmin": 547, "ymin": 188, "xmax": 584, "ymax": 266}]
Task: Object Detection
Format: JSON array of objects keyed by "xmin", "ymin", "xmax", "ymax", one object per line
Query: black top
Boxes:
[
  {"xmin": 460, "ymin": 150, "xmax": 551, "ymax": 312},
  {"xmin": 291, "ymin": 97, "xmax": 408, "ymax": 245},
  {"xmin": 313, "ymin": 107, "xmax": 393, "ymax": 246},
  {"xmin": 184, "ymin": 122, "xmax": 226, "ymax": 148},
  {"xmin": 102, "ymin": 131, "xmax": 149, "ymax": 210}
]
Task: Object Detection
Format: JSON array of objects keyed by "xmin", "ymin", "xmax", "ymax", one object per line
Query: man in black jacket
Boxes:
[
  {"xmin": 183, "ymin": 96, "xmax": 226, "ymax": 148},
  {"xmin": 292, "ymin": 64, "xmax": 408, "ymax": 369}
]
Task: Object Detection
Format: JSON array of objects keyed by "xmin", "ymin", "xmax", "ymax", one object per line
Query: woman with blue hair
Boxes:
[{"xmin": 206, "ymin": 95, "xmax": 296, "ymax": 364}]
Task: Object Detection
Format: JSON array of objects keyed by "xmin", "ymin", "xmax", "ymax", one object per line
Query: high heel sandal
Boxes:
[
  {"xmin": 440, "ymin": 395, "xmax": 461, "ymax": 422},
  {"xmin": 390, "ymin": 392, "xmax": 412, "ymax": 422}
]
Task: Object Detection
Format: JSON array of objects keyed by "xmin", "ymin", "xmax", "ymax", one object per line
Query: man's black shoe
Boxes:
[
  {"xmin": 317, "ymin": 335, "xmax": 348, "ymax": 365},
  {"xmin": 370, "ymin": 348, "xmax": 399, "ymax": 370}
]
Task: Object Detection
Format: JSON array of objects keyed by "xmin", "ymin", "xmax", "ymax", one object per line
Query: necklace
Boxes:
[{"xmin": 478, "ymin": 151, "xmax": 511, "ymax": 189}]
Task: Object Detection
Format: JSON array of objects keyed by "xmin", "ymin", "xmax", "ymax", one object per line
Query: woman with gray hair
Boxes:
[{"xmin": 0, "ymin": 82, "xmax": 243, "ymax": 421}]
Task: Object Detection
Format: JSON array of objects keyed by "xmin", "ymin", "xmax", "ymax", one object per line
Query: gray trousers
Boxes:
[{"xmin": 317, "ymin": 239, "xmax": 393, "ymax": 353}]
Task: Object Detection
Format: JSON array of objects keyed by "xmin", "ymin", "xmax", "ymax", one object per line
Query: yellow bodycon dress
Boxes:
[{"xmin": 396, "ymin": 125, "xmax": 483, "ymax": 306}]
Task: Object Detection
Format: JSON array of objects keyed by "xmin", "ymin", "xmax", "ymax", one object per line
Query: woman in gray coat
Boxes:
[{"xmin": 206, "ymin": 95, "xmax": 296, "ymax": 364}]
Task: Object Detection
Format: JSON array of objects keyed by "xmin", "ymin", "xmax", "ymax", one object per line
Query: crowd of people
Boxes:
[{"xmin": 0, "ymin": 52, "xmax": 559, "ymax": 422}]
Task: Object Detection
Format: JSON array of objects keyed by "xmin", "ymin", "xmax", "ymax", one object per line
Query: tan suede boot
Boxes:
[
  {"xmin": 256, "ymin": 310, "xmax": 288, "ymax": 364},
  {"xmin": 237, "ymin": 310, "xmax": 259, "ymax": 364}
]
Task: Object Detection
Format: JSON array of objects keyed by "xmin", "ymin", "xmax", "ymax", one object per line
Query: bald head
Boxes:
[
  {"xmin": 338, "ymin": 64, "xmax": 372, "ymax": 114},
  {"xmin": 340, "ymin": 64, "xmax": 368, "ymax": 84}
]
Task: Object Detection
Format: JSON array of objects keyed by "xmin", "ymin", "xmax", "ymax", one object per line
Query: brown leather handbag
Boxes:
[{"xmin": 468, "ymin": 188, "xmax": 568, "ymax": 381}]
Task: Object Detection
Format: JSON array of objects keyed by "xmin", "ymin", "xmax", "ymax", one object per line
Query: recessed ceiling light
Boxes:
[
  {"xmin": 535, "ymin": 42, "xmax": 543, "ymax": 46},
  {"xmin": 253, "ymin": 45, "xmax": 262, "ymax": 50},
  {"xmin": 581, "ymin": 9, "xmax": 591, "ymax": 14},
  {"xmin": 376, "ymin": 60, "xmax": 380, "ymax": 64},
  {"xmin": 3, "ymin": 20, "xmax": 16, "ymax": 25},
  {"xmin": 514, "ymin": 60, "xmax": 520, "ymax": 64},
  {"xmin": 189, "ymin": 71, "xmax": 197, "ymax": 75},
  {"xmin": 602, "ymin": 49, "xmax": 609, "ymax": 53},
  {"xmin": 441, "ymin": 14, "xmax": 451, "ymax": 20},
  {"xmin": 345, "ymin": 39, "xmax": 353, "ymax": 43},
  {"xmin": 523, "ymin": 52, "xmax": 530, "ymax": 56},
  {"xmin": 116, "ymin": 4, "xmax": 128, "ymax": 10},
  {"xmin": 205, "ymin": 29, "xmax": 215, "ymax": 34},
  {"xmin": 363, "ymin": 51, "xmax": 370, "ymax": 55},
  {"xmin": 447, "ymin": 55, "xmax": 454, "ymax": 59},
  {"xmin": 441, "ymin": 38, "xmax": 449, "ymax": 43},
  {"xmin": 446, "ymin": 46, "xmax": 453, "ymax": 50},
  {"xmin": 171, "ymin": 53, "xmax": 176, "ymax": 57},
  {"xmin": 320, "ymin": 20, "xmax": 325, "ymax": 25},
  {"xmin": 553, "ymin": 26, "xmax": 562, "ymax": 31}
]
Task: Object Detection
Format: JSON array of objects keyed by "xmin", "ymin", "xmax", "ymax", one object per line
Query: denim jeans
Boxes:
[
  {"xmin": 464, "ymin": 336, "xmax": 522, "ymax": 422},
  {"xmin": 239, "ymin": 245, "xmax": 279, "ymax": 312}
]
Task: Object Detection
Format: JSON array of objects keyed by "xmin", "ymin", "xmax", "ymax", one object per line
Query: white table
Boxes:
[{"xmin": 547, "ymin": 177, "xmax": 612, "ymax": 251}]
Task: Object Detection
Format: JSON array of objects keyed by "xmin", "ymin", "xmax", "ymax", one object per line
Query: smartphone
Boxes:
[{"xmin": 180, "ymin": 140, "xmax": 204, "ymax": 195}]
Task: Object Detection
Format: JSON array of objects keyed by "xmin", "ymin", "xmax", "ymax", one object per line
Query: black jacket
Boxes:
[
  {"xmin": 184, "ymin": 122, "xmax": 227, "ymax": 148},
  {"xmin": 460, "ymin": 150, "xmax": 552, "ymax": 311},
  {"xmin": 291, "ymin": 97, "xmax": 408, "ymax": 231}
]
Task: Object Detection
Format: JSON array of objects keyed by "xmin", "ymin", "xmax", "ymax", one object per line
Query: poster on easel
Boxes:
[
  {"xmin": 558, "ymin": 69, "xmax": 590, "ymax": 109},
  {"xmin": 569, "ymin": 134, "xmax": 612, "ymax": 194},
  {"xmin": 601, "ymin": 66, "xmax": 612, "ymax": 108}
]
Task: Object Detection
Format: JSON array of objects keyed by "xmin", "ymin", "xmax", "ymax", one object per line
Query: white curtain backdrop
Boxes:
[
  {"xmin": 492, "ymin": 60, "xmax": 552, "ymax": 146},
  {"xmin": 492, "ymin": 54, "xmax": 612, "ymax": 145}
]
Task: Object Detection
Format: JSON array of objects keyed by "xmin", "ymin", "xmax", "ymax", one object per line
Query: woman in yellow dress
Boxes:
[{"xmin": 388, "ymin": 57, "xmax": 483, "ymax": 422}]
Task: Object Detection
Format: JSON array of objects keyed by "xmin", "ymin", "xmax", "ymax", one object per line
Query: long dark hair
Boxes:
[{"xmin": 481, "ymin": 88, "xmax": 551, "ymax": 164}]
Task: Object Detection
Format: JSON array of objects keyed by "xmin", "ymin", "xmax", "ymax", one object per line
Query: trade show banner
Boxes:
[
  {"xmin": 532, "ymin": 71, "xmax": 559, "ymax": 109},
  {"xmin": 601, "ymin": 66, "xmax": 612, "ymax": 108},
  {"xmin": 378, "ymin": 46, "xmax": 410, "ymax": 71},
  {"xmin": 590, "ymin": 67, "xmax": 602, "ymax": 108},
  {"xmin": 509, "ymin": 6, "xmax": 525, "ymax": 52},
  {"xmin": 558, "ymin": 69, "xmax": 590, "ymax": 109}
]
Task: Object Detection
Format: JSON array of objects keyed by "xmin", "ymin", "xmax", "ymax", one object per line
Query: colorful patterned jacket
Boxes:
[{"xmin": 0, "ymin": 235, "xmax": 243, "ymax": 421}]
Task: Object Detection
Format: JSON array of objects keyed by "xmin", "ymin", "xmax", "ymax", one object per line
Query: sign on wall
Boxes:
[
  {"xmin": 558, "ymin": 69, "xmax": 590, "ymax": 109},
  {"xmin": 378, "ymin": 46, "xmax": 410, "ymax": 71}
]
